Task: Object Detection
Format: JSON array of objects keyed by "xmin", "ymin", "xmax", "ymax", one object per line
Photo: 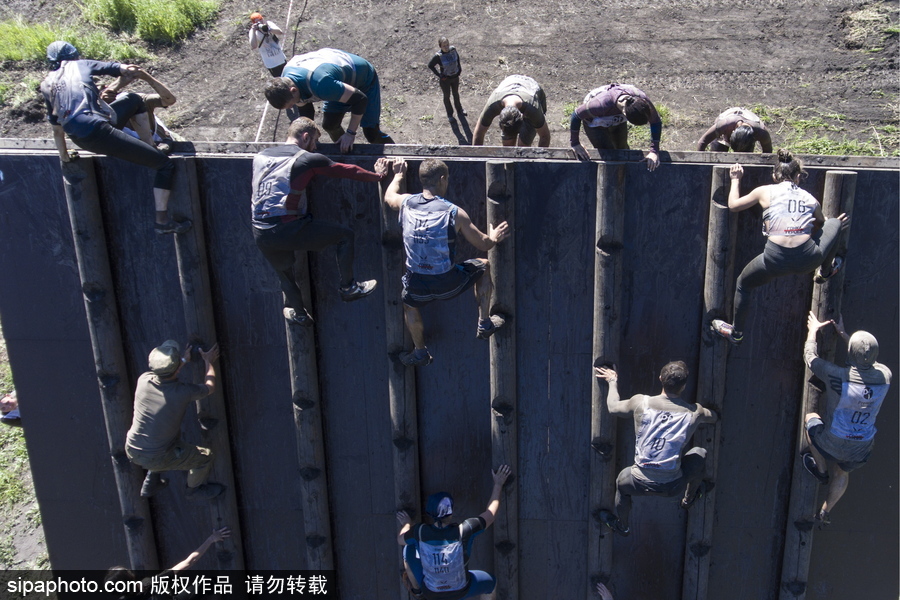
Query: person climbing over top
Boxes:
[
  {"xmin": 697, "ymin": 107, "xmax": 773, "ymax": 153},
  {"xmin": 382, "ymin": 158, "xmax": 510, "ymax": 367},
  {"xmin": 711, "ymin": 150, "xmax": 849, "ymax": 345},
  {"xmin": 472, "ymin": 75, "xmax": 550, "ymax": 147}
]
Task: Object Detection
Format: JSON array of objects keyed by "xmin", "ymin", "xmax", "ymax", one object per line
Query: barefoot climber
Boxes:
[
  {"xmin": 382, "ymin": 158, "xmax": 510, "ymax": 367},
  {"xmin": 251, "ymin": 118, "xmax": 390, "ymax": 327},
  {"xmin": 594, "ymin": 362, "xmax": 718, "ymax": 536}
]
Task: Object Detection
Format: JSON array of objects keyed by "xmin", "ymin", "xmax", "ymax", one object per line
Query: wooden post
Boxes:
[
  {"xmin": 171, "ymin": 159, "xmax": 245, "ymax": 569},
  {"xmin": 779, "ymin": 170, "xmax": 856, "ymax": 600},
  {"xmin": 486, "ymin": 161, "xmax": 518, "ymax": 600},
  {"xmin": 60, "ymin": 159, "xmax": 159, "ymax": 570},
  {"xmin": 377, "ymin": 168, "xmax": 420, "ymax": 598},
  {"xmin": 682, "ymin": 166, "xmax": 739, "ymax": 600},
  {"xmin": 587, "ymin": 163, "xmax": 625, "ymax": 595},
  {"xmin": 285, "ymin": 252, "xmax": 335, "ymax": 569}
]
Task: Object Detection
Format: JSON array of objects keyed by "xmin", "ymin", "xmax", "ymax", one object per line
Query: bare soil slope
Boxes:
[{"xmin": 1, "ymin": 0, "xmax": 897, "ymax": 153}]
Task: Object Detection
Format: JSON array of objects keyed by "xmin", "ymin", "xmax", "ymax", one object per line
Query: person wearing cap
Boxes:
[
  {"xmin": 801, "ymin": 312, "xmax": 892, "ymax": 527},
  {"xmin": 593, "ymin": 362, "xmax": 718, "ymax": 536},
  {"xmin": 382, "ymin": 158, "xmax": 510, "ymax": 367},
  {"xmin": 249, "ymin": 12, "xmax": 287, "ymax": 77},
  {"xmin": 252, "ymin": 117, "xmax": 390, "ymax": 327},
  {"xmin": 264, "ymin": 48, "xmax": 395, "ymax": 153},
  {"xmin": 697, "ymin": 107, "xmax": 773, "ymax": 153},
  {"xmin": 569, "ymin": 83, "xmax": 663, "ymax": 171},
  {"xmin": 396, "ymin": 465, "xmax": 511, "ymax": 600},
  {"xmin": 472, "ymin": 74, "xmax": 550, "ymax": 147},
  {"xmin": 125, "ymin": 340, "xmax": 224, "ymax": 500},
  {"xmin": 39, "ymin": 41, "xmax": 188, "ymax": 235}
]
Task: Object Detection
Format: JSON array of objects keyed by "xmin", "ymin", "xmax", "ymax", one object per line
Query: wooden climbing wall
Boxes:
[{"xmin": 0, "ymin": 144, "xmax": 896, "ymax": 599}]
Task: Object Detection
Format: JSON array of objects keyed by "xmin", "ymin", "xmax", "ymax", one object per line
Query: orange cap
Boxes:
[{"xmin": 250, "ymin": 12, "xmax": 264, "ymax": 22}]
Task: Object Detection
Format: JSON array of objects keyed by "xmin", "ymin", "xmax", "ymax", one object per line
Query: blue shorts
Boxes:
[
  {"xmin": 404, "ymin": 545, "xmax": 496, "ymax": 599},
  {"xmin": 322, "ymin": 67, "xmax": 383, "ymax": 129}
]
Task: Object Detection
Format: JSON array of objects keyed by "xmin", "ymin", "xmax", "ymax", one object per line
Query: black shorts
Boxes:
[{"xmin": 401, "ymin": 259, "xmax": 486, "ymax": 308}]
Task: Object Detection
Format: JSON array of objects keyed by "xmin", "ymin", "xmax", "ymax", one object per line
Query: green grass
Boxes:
[
  {"xmin": 0, "ymin": 75, "xmax": 43, "ymax": 109},
  {"xmin": 80, "ymin": 0, "xmax": 220, "ymax": 43},
  {"xmin": 0, "ymin": 19, "xmax": 149, "ymax": 62},
  {"xmin": 0, "ymin": 427, "xmax": 28, "ymax": 508},
  {"xmin": 559, "ymin": 101, "xmax": 579, "ymax": 128}
]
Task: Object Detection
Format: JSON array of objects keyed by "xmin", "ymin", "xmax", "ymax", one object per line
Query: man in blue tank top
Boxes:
[
  {"xmin": 594, "ymin": 362, "xmax": 718, "ymax": 535},
  {"xmin": 397, "ymin": 465, "xmax": 511, "ymax": 599},
  {"xmin": 802, "ymin": 312, "xmax": 892, "ymax": 528},
  {"xmin": 382, "ymin": 158, "xmax": 510, "ymax": 366}
]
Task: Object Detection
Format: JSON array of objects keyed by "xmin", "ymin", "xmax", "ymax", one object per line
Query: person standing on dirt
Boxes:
[
  {"xmin": 264, "ymin": 48, "xmax": 395, "ymax": 152},
  {"xmin": 593, "ymin": 362, "xmax": 718, "ymax": 536},
  {"xmin": 396, "ymin": 465, "xmax": 511, "ymax": 599},
  {"xmin": 697, "ymin": 107, "xmax": 772, "ymax": 153},
  {"xmin": 40, "ymin": 41, "xmax": 188, "ymax": 234},
  {"xmin": 801, "ymin": 312, "xmax": 891, "ymax": 528},
  {"xmin": 249, "ymin": 12, "xmax": 287, "ymax": 77},
  {"xmin": 710, "ymin": 150, "xmax": 849, "ymax": 346},
  {"xmin": 125, "ymin": 340, "xmax": 225, "ymax": 501},
  {"xmin": 427, "ymin": 37, "xmax": 465, "ymax": 122},
  {"xmin": 252, "ymin": 117, "xmax": 390, "ymax": 327},
  {"xmin": 472, "ymin": 74, "xmax": 550, "ymax": 147},
  {"xmin": 569, "ymin": 83, "xmax": 662, "ymax": 171},
  {"xmin": 382, "ymin": 158, "xmax": 510, "ymax": 367}
]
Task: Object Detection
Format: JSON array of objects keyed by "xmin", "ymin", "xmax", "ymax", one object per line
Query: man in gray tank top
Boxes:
[
  {"xmin": 594, "ymin": 362, "xmax": 718, "ymax": 535},
  {"xmin": 382, "ymin": 158, "xmax": 510, "ymax": 366},
  {"xmin": 802, "ymin": 312, "xmax": 892, "ymax": 528}
]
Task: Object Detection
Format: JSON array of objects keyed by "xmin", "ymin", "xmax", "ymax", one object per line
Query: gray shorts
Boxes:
[
  {"xmin": 806, "ymin": 417, "xmax": 870, "ymax": 472},
  {"xmin": 402, "ymin": 259, "xmax": 486, "ymax": 308}
]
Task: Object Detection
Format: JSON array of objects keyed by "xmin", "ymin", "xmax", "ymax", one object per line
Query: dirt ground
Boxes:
[{"xmin": 0, "ymin": 0, "xmax": 897, "ymax": 153}]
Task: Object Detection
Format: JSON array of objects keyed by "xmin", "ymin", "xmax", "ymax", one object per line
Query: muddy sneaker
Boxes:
[
  {"xmin": 814, "ymin": 256, "xmax": 844, "ymax": 284},
  {"xmin": 599, "ymin": 509, "xmax": 631, "ymax": 537},
  {"xmin": 399, "ymin": 348, "xmax": 433, "ymax": 367},
  {"xmin": 681, "ymin": 480, "xmax": 715, "ymax": 509},
  {"xmin": 815, "ymin": 510, "xmax": 831, "ymax": 530},
  {"xmin": 140, "ymin": 471, "xmax": 168, "ymax": 498},
  {"xmin": 283, "ymin": 307, "xmax": 314, "ymax": 327},
  {"xmin": 802, "ymin": 452, "xmax": 829, "ymax": 485},
  {"xmin": 186, "ymin": 482, "xmax": 225, "ymax": 501},
  {"xmin": 476, "ymin": 314, "xmax": 507, "ymax": 340},
  {"xmin": 710, "ymin": 319, "xmax": 743, "ymax": 345},
  {"xmin": 340, "ymin": 280, "xmax": 377, "ymax": 302},
  {"xmin": 154, "ymin": 219, "xmax": 192, "ymax": 235}
]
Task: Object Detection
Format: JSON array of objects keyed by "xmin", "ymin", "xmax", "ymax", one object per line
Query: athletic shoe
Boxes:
[
  {"xmin": 283, "ymin": 307, "xmax": 313, "ymax": 327},
  {"xmin": 814, "ymin": 256, "xmax": 844, "ymax": 284},
  {"xmin": 340, "ymin": 280, "xmax": 377, "ymax": 302},
  {"xmin": 154, "ymin": 219, "xmax": 192, "ymax": 235},
  {"xmin": 476, "ymin": 314, "xmax": 507, "ymax": 340},
  {"xmin": 599, "ymin": 509, "xmax": 631, "ymax": 537},
  {"xmin": 681, "ymin": 480, "xmax": 715, "ymax": 509},
  {"xmin": 399, "ymin": 349, "xmax": 433, "ymax": 367},
  {"xmin": 710, "ymin": 319, "xmax": 743, "ymax": 345},
  {"xmin": 185, "ymin": 482, "xmax": 225, "ymax": 501},
  {"xmin": 815, "ymin": 510, "xmax": 831, "ymax": 530},
  {"xmin": 156, "ymin": 142, "xmax": 172, "ymax": 155},
  {"xmin": 140, "ymin": 471, "xmax": 168, "ymax": 498},
  {"xmin": 802, "ymin": 452, "xmax": 829, "ymax": 485}
]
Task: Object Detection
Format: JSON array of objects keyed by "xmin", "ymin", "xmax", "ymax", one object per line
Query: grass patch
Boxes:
[
  {"xmin": 843, "ymin": 2, "xmax": 898, "ymax": 51},
  {"xmin": 80, "ymin": 0, "xmax": 220, "ymax": 43},
  {"xmin": 0, "ymin": 75, "xmax": 43, "ymax": 109},
  {"xmin": 0, "ymin": 427, "xmax": 28, "ymax": 508},
  {"xmin": 559, "ymin": 101, "xmax": 579, "ymax": 128},
  {"xmin": 419, "ymin": 114, "xmax": 433, "ymax": 122},
  {"xmin": 0, "ymin": 19, "xmax": 149, "ymax": 63}
]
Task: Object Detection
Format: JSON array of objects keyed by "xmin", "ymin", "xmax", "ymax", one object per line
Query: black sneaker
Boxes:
[
  {"xmin": 814, "ymin": 256, "xmax": 843, "ymax": 284},
  {"xmin": 186, "ymin": 482, "xmax": 225, "ymax": 501},
  {"xmin": 802, "ymin": 452, "xmax": 829, "ymax": 485},
  {"xmin": 283, "ymin": 307, "xmax": 314, "ymax": 327},
  {"xmin": 476, "ymin": 314, "xmax": 507, "ymax": 340},
  {"xmin": 681, "ymin": 480, "xmax": 715, "ymax": 509},
  {"xmin": 399, "ymin": 349, "xmax": 433, "ymax": 367},
  {"xmin": 599, "ymin": 509, "xmax": 630, "ymax": 537},
  {"xmin": 154, "ymin": 219, "xmax": 192, "ymax": 235},
  {"xmin": 340, "ymin": 280, "xmax": 377, "ymax": 302},
  {"xmin": 140, "ymin": 471, "xmax": 168, "ymax": 498},
  {"xmin": 710, "ymin": 319, "xmax": 743, "ymax": 345}
]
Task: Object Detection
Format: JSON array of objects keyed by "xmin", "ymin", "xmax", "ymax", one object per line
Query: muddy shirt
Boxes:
[
  {"xmin": 805, "ymin": 341, "xmax": 892, "ymax": 462},
  {"xmin": 40, "ymin": 59, "xmax": 122, "ymax": 138},
  {"xmin": 125, "ymin": 372, "xmax": 208, "ymax": 455},
  {"xmin": 762, "ymin": 181, "xmax": 819, "ymax": 237},
  {"xmin": 404, "ymin": 518, "xmax": 486, "ymax": 600},
  {"xmin": 400, "ymin": 193, "xmax": 458, "ymax": 275},
  {"xmin": 251, "ymin": 144, "xmax": 382, "ymax": 229},
  {"xmin": 478, "ymin": 75, "xmax": 547, "ymax": 130}
]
